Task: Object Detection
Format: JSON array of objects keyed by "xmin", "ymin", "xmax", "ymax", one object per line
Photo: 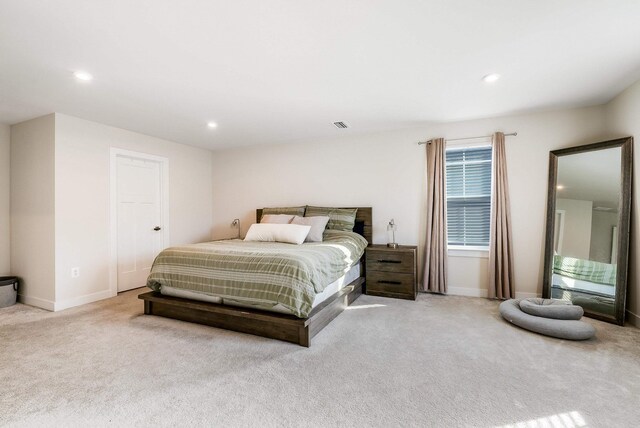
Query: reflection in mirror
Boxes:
[
  {"xmin": 544, "ymin": 137, "xmax": 633, "ymax": 326},
  {"xmin": 551, "ymin": 148, "xmax": 621, "ymax": 318}
]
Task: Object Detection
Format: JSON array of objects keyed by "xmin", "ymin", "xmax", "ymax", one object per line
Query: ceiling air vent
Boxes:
[{"xmin": 333, "ymin": 121, "xmax": 348, "ymax": 129}]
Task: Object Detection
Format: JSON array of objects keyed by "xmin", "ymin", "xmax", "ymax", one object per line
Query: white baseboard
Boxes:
[
  {"xmin": 626, "ymin": 310, "xmax": 640, "ymax": 328},
  {"xmin": 446, "ymin": 288, "xmax": 540, "ymax": 299},
  {"xmin": 54, "ymin": 289, "xmax": 113, "ymax": 311},
  {"xmin": 448, "ymin": 287, "xmax": 488, "ymax": 298},
  {"xmin": 18, "ymin": 294, "xmax": 55, "ymax": 311},
  {"xmin": 515, "ymin": 291, "xmax": 541, "ymax": 299}
]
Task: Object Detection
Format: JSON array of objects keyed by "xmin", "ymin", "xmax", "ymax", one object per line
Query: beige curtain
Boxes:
[
  {"xmin": 423, "ymin": 138, "xmax": 448, "ymax": 294},
  {"xmin": 488, "ymin": 132, "xmax": 515, "ymax": 299}
]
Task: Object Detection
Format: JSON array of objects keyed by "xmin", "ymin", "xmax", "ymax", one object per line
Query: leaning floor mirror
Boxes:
[{"xmin": 543, "ymin": 137, "xmax": 633, "ymax": 325}]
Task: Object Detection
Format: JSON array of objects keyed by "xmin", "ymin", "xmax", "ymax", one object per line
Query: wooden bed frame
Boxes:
[{"xmin": 138, "ymin": 207, "xmax": 372, "ymax": 347}]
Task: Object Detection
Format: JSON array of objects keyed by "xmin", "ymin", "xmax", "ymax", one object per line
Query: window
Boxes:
[{"xmin": 446, "ymin": 145, "xmax": 492, "ymax": 248}]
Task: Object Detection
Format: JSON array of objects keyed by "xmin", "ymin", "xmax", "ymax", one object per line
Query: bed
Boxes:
[
  {"xmin": 138, "ymin": 207, "xmax": 372, "ymax": 346},
  {"xmin": 550, "ymin": 255, "xmax": 616, "ymax": 315}
]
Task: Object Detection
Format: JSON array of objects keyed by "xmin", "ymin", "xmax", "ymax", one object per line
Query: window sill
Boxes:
[{"xmin": 448, "ymin": 246, "xmax": 489, "ymax": 258}]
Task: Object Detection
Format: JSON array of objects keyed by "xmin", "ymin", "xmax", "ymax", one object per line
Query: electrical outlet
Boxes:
[{"xmin": 71, "ymin": 267, "xmax": 80, "ymax": 278}]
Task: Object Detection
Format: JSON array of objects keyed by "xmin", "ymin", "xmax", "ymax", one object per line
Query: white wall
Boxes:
[
  {"xmin": 53, "ymin": 114, "xmax": 214, "ymax": 309},
  {"xmin": 212, "ymin": 105, "xmax": 608, "ymax": 299},
  {"xmin": 556, "ymin": 198, "xmax": 593, "ymax": 260},
  {"xmin": 9, "ymin": 113, "xmax": 214, "ymax": 311},
  {"xmin": 212, "ymin": 128, "xmax": 426, "ymax": 242},
  {"xmin": 0, "ymin": 124, "xmax": 10, "ymax": 275},
  {"xmin": 604, "ymin": 78, "xmax": 640, "ymax": 326},
  {"xmin": 10, "ymin": 114, "xmax": 56, "ymax": 308}
]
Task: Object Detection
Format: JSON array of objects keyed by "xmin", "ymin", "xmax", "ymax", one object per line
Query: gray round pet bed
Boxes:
[
  {"xmin": 519, "ymin": 297, "xmax": 584, "ymax": 320},
  {"xmin": 499, "ymin": 298, "xmax": 595, "ymax": 340}
]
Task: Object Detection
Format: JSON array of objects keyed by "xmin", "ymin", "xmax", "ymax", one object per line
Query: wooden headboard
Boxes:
[{"xmin": 256, "ymin": 207, "xmax": 372, "ymax": 244}]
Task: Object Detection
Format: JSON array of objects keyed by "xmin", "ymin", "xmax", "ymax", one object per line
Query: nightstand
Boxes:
[{"xmin": 365, "ymin": 245, "xmax": 417, "ymax": 300}]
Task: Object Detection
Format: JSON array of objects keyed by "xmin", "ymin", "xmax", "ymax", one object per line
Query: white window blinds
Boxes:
[{"xmin": 446, "ymin": 145, "xmax": 492, "ymax": 247}]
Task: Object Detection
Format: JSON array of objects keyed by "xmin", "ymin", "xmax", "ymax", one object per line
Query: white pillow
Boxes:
[
  {"xmin": 291, "ymin": 215, "xmax": 330, "ymax": 242},
  {"xmin": 261, "ymin": 214, "xmax": 294, "ymax": 224},
  {"xmin": 244, "ymin": 223, "xmax": 311, "ymax": 245}
]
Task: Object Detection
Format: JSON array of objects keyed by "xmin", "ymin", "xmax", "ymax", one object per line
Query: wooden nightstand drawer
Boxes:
[
  {"xmin": 366, "ymin": 250, "xmax": 414, "ymax": 274},
  {"xmin": 366, "ymin": 271, "xmax": 415, "ymax": 297},
  {"xmin": 365, "ymin": 245, "xmax": 417, "ymax": 300}
]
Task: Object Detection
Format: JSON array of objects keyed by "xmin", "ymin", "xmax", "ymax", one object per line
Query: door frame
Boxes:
[
  {"xmin": 554, "ymin": 209, "xmax": 566, "ymax": 253},
  {"xmin": 109, "ymin": 148, "xmax": 170, "ymax": 296}
]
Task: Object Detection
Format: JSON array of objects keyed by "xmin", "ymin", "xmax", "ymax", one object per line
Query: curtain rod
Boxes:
[{"xmin": 417, "ymin": 132, "xmax": 517, "ymax": 145}]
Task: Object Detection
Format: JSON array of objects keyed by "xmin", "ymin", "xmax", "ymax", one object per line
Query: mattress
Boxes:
[
  {"xmin": 552, "ymin": 273, "xmax": 615, "ymax": 297},
  {"xmin": 147, "ymin": 229, "xmax": 368, "ymax": 317},
  {"xmin": 161, "ymin": 263, "xmax": 361, "ymax": 316}
]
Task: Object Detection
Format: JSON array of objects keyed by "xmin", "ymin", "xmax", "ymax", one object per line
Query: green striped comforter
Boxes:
[
  {"xmin": 553, "ymin": 255, "xmax": 617, "ymax": 286},
  {"xmin": 147, "ymin": 230, "xmax": 368, "ymax": 317}
]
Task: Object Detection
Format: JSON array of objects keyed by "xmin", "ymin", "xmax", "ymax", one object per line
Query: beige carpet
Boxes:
[{"xmin": 1, "ymin": 290, "xmax": 639, "ymax": 427}]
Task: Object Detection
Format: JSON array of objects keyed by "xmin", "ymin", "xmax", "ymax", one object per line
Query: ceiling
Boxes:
[
  {"xmin": 1, "ymin": 1, "xmax": 640, "ymax": 150},
  {"xmin": 556, "ymin": 147, "xmax": 621, "ymax": 210}
]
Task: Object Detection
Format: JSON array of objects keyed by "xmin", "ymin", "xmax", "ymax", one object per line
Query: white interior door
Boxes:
[
  {"xmin": 116, "ymin": 155, "xmax": 165, "ymax": 292},
  {"xmin": 554, "ymin": 210, "xmax": 566, "ymax": 253}
]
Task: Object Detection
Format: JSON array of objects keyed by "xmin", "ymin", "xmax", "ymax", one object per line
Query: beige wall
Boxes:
[
  {"xmin": 0, "ymin": 124, "xmax": 10, "ymax": 275},
  {"xmin": 212, "ymin": 105, "xmax": 608, "ymax": 299},
  {"xmin": 430, "ymin": 107, "xmax": 608, "ymax": 297},
  {"xmin": 10, "ymin": 114, "xmax": 56, "ymax": 308},
  {"xmin": 604, "ymin": 78, "xmax": 640, "ymax": 326}
]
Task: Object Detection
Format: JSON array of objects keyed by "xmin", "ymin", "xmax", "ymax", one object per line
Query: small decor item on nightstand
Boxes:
[
  {"xmin": 232, "ymin": 218, "xmax": 241, "ymax": 239},
  {"xmin": 387, "ymin": 219, "xmax": 398, "ymax": 249}
]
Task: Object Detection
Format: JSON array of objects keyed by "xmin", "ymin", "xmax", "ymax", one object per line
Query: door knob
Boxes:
[{"xmin": 153, "ymin": 226, "xmax": 161, "ymax": 231}]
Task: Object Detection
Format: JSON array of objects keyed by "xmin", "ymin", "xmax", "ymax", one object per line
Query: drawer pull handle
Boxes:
[
  {"xmin": 377, "ymin": 259, "xmax": 401, "ymax": 264},
  {"xmin": 378, "ymin": 280, "xmax": 402, "ymax": 285}
]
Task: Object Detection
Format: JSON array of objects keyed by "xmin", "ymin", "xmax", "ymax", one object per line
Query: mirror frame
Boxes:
[{"xmin": 542, "ymin": 137, "xmax": 633, "ymax": 326}]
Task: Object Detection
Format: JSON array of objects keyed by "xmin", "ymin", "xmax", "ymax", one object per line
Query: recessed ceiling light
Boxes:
[
  {"xmin": 73, "ymin": 71, "xmax": 93, "ymax": 81},
  {"xmin": 207, "ymin": 122, "xmax": 217, "ymax": 129},
  {"xmin": 482, "ymin": 73, "xmax": 501, "ymax": 83},
  {"xmin": 556, "ymin": 185, "xmax": 565, "ymax": 190}
]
